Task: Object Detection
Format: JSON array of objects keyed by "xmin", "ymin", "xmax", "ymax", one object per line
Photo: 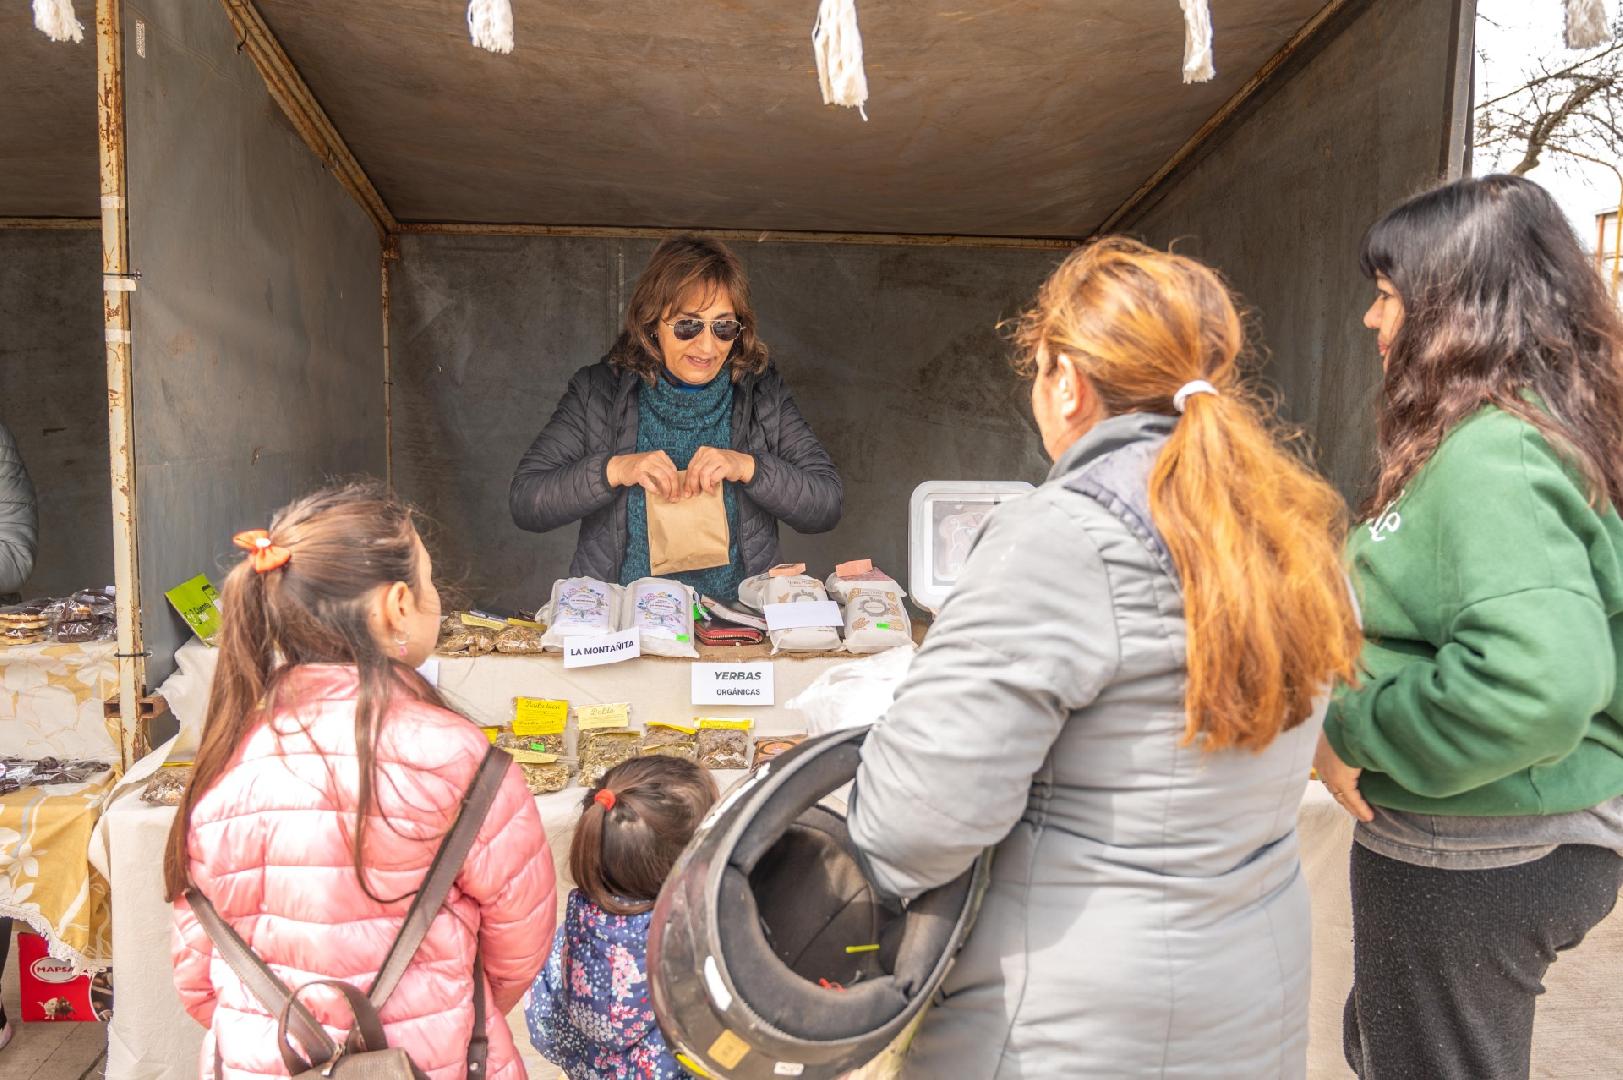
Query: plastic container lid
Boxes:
[{"xmin": 908, "ymin": 480, "xmax": 1035, "ymax": 614}]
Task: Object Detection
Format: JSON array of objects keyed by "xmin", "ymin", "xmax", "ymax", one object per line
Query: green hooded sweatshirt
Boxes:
[{"xmin": 1324, "ymin": 405, "xmax": 1623, "ymax": 816}]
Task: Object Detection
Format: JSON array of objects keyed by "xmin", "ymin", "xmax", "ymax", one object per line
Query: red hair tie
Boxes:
[
  {"xmin": 233, "ymin": 529, "xmax": 292, "ymax": 574},
  {"xmin": 594, "ymin": 788, "xmax": 616, "ymax": 811}
]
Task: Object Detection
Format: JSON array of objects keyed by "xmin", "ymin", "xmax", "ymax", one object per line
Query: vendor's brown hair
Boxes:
[
  {"xmin": 1015, "ymin": 238, "xmax": 1362, "ymax": 752},
  {"xmin": 1359, "ymin": 175, "xmax": 1623, "ymax": 518},
  {"xmin": 608, "ymin": 235, "xmax": 770, "ymax": 383},
  {"xmin": 162, "ymin": 482, "xmax": 448, "ymax": 903},
  {"xmin": 572, "ymin": 756, "xmax": 718, "ymax": 916}
]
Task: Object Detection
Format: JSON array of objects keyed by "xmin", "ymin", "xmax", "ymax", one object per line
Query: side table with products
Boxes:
[{"xmin": 1, "ymin": 588, "xmax": 122, "ymax": 994}]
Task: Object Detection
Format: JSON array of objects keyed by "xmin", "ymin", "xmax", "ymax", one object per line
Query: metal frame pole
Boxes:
[{"xmin": 97, "ymin": 0, "xmax": 146, "ymax": 770}]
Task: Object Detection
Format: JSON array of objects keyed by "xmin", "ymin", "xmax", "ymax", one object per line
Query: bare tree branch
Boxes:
[
  {"xmin": 1476, "ymin": 12, "xmax": 1623, "ymax": 183},
  {"xmin": 1476, "ymin": 39, "xmax": 1623, "ymax": 111}
]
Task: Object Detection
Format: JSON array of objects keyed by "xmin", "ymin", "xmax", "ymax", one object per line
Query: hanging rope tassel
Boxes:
[
  {"xmin": 1565, "ymin": 0, "xmax": 1612, "ymax": 49},
  {"xmin": 33, "ymin": 0, "xmax": 84, "ymax": 44},
  {"xmin": 467, "ymin": 0, "xmax": 514, "ymax": 54},
  {"xmin": 1180, "ymin": 0, "xmax": 1215, "ymax": 84},
  {"xmin": 812, "ymin": 0, "xmax": 870, "ymax": 121}
]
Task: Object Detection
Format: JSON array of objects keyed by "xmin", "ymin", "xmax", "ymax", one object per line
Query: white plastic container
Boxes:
[{"xmin": 908, "ymin": 480, "xmax": 1034, "ymax": 613}]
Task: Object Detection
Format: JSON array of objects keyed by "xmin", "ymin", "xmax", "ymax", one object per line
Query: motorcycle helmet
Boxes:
[{"xmin": 648, "ymin": 725, "xmax": 989, "ymax": 1079}]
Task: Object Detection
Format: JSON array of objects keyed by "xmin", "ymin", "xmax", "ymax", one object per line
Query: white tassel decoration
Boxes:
[
  {"xmin": 1565, "ymin": 0, "xmax": 1612, "ymax": 49},
  {"xmin": 1180, "ymin": 0, "xmax": 1215, "ymax": 83},
  {"xmin": 467, "ymin": 0, "xmax": 514, "ymax": 55},
  {"xmin": 33, "ymin": 0, "xmax": 84, "ymax": 44},
  {"xmin": 812, "ymin": 0, "xmax": 870, "ymax": 120}
]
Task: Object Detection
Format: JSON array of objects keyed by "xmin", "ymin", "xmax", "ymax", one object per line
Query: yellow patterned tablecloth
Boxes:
[
  {"xmin": 0, "ymin": 640, "xmax": 122, "ymax": 763},
  {"xmin": 0, "ymin": 776, "xmax": 114, "ymax": 972}
]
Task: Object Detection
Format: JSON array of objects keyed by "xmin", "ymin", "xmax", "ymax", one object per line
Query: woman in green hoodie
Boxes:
[{"xmin": 1316, "ymin": 175, "xmax": 1623, "ymax": 1080}]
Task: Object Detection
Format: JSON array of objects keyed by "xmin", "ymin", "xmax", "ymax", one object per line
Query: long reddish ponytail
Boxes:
[{"xmin": 1016, "ymin": 238, "xmax": 1362, "ymax": 751}]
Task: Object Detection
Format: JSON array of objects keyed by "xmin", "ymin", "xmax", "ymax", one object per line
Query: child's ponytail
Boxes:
[
  {"xmin": 162, "ymin": 482, "xmax": 447, "ymax": 902},
  {"xmin": 570, "ymin": 757, "xmax": 718, "ymax": 916}
]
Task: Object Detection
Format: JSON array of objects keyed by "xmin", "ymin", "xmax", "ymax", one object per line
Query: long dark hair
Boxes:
[
  {"xmin": 571, "ymin": 756, "xmax": 718, "ymax": 916},
  {"xmin": 607, "ymin": 235, "xmax": 770, "ymax": 384},
  {"xmin": 162, "ymin": 482, "xmax": 447, "ymax": 903},
  {"xmin": 1360, "ymin": 174, "xmax": 1623, "ymax": 517}
]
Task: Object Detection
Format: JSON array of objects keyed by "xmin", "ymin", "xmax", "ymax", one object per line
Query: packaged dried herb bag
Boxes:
[
  {"xmin": 640, "ymin": 721, "xmax": 699, "ymax": 761},
  {"xmin": 697, "ymin": 718, "xmax": 754, "ymax": 770}
]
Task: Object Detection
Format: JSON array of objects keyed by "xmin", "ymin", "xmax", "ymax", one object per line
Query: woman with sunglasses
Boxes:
[{"xmin": 511, "ymin": 235, "xmax": 842, "ymax": 601}]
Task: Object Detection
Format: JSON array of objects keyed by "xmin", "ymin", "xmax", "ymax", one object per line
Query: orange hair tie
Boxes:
[
  {"xmin": 232, "ymin": 529, "xmax": 292, "ymax": 574},
  {"xmin": 594, "ymin": 788, "xmax": 616, "ymax": 812}
]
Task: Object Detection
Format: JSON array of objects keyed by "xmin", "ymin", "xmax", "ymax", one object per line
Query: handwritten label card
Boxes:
[{"xmin": 513, "ymin": 697, "xmax": 568, "ymax": 735}]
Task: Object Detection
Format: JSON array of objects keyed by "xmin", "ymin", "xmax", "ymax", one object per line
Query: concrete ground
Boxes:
[{"xmin": 1, "ymin": 929, "xmax": 107, "ymax": 1080}]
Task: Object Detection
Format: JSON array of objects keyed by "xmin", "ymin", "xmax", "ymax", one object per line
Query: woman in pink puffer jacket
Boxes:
[{"xmin": 166, "ymin": 484, "xmax": 556, "ymax": 1080}]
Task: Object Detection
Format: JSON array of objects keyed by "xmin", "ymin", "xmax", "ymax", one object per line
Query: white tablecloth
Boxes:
[
  {"xmin": 100, "ymin": 770, "xmax": 1622, "ymax": 1079},
  {"xmin": 0, "ymin": 639, "xmax": 121, "ymax": 762}
]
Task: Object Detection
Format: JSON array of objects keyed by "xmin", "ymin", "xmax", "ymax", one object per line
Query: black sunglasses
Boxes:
[{"xmin": 665, "ymin": 317, "xmax": 743, "ymax": 343}]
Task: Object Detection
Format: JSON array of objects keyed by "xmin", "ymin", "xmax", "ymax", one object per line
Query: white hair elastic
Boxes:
[{"xmin": 1174, "ymin": 380, "xmax": 1219, "ymax": 413}]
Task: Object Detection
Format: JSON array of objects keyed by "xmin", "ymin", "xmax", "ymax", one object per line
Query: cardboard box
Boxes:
[{"xmin": 17, "ymin": 932, "xmax": 96, "ymax": 1022}]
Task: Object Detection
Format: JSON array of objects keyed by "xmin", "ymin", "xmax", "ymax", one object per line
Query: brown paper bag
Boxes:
[{"xmin": 648, "ymin": 471, "xmax": 731, "ymax": 575}]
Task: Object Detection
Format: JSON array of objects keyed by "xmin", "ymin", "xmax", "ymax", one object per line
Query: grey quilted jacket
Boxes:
[
  {"xmin": 510, "ymin": 358, "xmax": 842, "ymax": 581},
  {"xmin": 850, "ymin": 412, "xmax": 1321, "ymax": 1079},
  {"xmin": 0, "ymin": 420, "xmax": 38, "ymax": 596}
]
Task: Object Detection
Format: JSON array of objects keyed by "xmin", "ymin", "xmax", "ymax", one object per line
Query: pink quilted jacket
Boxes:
[{"xmin": 171, "ymin": 665, "xmax": 557, "ymax": 1080}]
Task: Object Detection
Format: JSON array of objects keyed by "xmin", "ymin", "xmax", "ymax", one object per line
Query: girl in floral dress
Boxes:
[{"xmin": 528, "ymin": 757, "xmax": 718, "ymax": 1079}]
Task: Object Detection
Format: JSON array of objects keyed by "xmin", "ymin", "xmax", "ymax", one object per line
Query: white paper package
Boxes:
[
  {"xmin": 841, "ymin": 586, "xmax": 913, "ymax": 653},
  {"xmin": 736, "ymin": 571, "xmax": 771, "ymax": 612},
  {"xmin": 540, "ymin": 577, "xmax": 624, "ymax": 651},
  {"xmin": 763, "ymin": 574, "xmax": 843, "ymax": 654},
  {"xmin": 625, "ymin": 577, "xmax": 699, "ymax": 659}
]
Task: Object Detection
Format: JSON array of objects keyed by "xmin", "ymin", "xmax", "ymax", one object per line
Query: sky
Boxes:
[{"xmin": 1475, "ymin": 0, "xmax": 1620, "ymax": 249}]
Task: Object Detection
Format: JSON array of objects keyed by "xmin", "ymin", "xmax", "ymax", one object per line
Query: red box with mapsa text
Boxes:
[{"xmin": 17, "ymin": 932, "xmax": 96, "ymax": 1022}]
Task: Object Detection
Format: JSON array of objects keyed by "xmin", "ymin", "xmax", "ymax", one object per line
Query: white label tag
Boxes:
[
  {"xmin": 763, "ymin": 601, "xmax": 842, "ymax": 632},
  {"xmin": 563, "ymin": 628, "xmax": 641, "ymax": 669},
  {"xmin": 692, "ymin": 662, "xmax": 775, "ymax": 706}
]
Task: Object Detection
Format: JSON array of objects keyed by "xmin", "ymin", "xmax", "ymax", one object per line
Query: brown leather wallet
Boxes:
[{"xmin": 697, "ymin": 623, "xmax": 766, "ymax": 646}]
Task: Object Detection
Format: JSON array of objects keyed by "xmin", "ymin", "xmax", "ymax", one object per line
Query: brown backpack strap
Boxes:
[
  {"xmin": 185, "ymin": 888, "xmax": 336, "ymax": 1072},
  {"xmin": 368, "ymin": 746, "xmax": 510, "ymax": 1006},
  {"xmin": 367, "ymin": 746, "xmax": 508, "ymax": 1078},
  {"xmin": 277, "ymin": 980, "xmax": 421, "ymax": 1079},
  {"xmin": 467, "ymin": 952, "xmax": 490, "ymax": 1078}
]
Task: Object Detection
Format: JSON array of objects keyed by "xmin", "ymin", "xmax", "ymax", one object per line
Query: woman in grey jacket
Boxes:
[
  {"xmin": 849, "ymin": 239, "xmax": 1364, "ymax": 1079},
  {"xmin": 510, "ymin": 236, "xmax": 841, "ymax": 601}
]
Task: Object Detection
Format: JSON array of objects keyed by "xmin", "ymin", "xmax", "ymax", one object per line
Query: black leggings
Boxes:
[{"xmin": 1344, "ymin": 842, "xmax": 1623, "ymax": 1080}]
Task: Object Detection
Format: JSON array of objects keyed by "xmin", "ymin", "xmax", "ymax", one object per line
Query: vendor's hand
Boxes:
[
  {"xmin": 684, "ymin": 447, "xmax": 756, "ymax": 496},
  {"xmin": 607, "ymin": 450, "xmax": 680, "ymax": 502},
  {"xmin": 1314, "ymin": 732, "xmax": 1374, "ymax": 822}
]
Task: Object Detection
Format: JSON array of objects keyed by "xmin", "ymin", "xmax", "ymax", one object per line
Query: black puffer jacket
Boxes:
[
  {"xmin": 510, "ymin": 359, "xmax": 842, "ymax": 582},
  {"xmin": 0, "ymin": 420, "xmax": 38, "ymax": 596}
]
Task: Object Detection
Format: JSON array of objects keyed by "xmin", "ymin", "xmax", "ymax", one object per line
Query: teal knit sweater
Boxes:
[{"xmin": 620, "ymin": 371, "xmax": 745, "ymax": 600}]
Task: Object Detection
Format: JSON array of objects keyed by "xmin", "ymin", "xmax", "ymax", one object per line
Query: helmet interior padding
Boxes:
[{"xmin": 715, "ymin": 745, "xmax": 977, "ymax": 1042}]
